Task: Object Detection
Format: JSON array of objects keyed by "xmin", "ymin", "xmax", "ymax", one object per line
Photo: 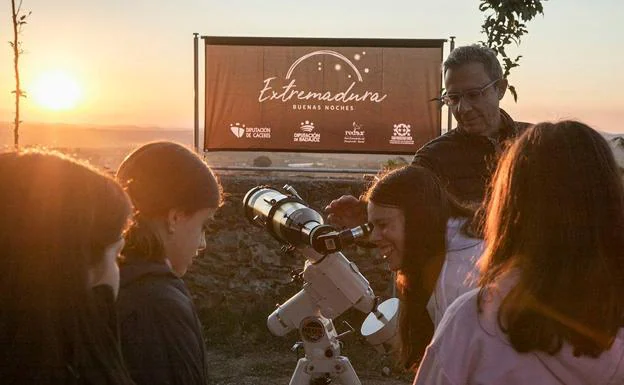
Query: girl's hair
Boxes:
[
  {"xmin": 116, "ymin": 141, "xmax": 222, "ymax": 262},
  {"xmin": 362, "ymin": 165, "xmax": 475, "ymax": 370},
  {"xmin": 0, "ymin": 150, "xmax": 134, "ymax": 384},
  {"xmin": 479, "ymin": 120, "xmax": 624, "ymax": 357}
]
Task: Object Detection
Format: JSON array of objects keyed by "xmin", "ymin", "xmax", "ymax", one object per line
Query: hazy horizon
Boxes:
[{"xmin": 2, "ymin": 119, "xmax": 623, "ymax": 135}]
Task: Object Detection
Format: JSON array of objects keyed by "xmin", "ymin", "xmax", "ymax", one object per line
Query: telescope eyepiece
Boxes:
[{"xmin": 311, "ymin": 222, "xmax": 374, "ymax": 255}]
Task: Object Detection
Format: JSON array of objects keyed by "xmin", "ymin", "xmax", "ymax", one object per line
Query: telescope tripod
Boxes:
[{"xmin": 289, "ymin": 315, "xmax": 361, "ymax": 385}]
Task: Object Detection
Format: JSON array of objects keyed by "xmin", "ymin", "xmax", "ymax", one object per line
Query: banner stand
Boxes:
[
  {"xmin": 193, "ymin": 32, "xmax": 200, "ymax": 153},
  {"xmin": 447, "ymin": 36, "xmax": 455, "ymax": 133}
]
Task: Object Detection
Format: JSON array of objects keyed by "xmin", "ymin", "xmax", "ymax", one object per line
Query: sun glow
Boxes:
[{"xmin": 32, "ymin": 70, "xmax": 82, "ymax": 111}]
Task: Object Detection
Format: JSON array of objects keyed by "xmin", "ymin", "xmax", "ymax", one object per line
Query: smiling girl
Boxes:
[{"xmin": 363, "ymin": 165, "xmax": 483, "ymax": 371}]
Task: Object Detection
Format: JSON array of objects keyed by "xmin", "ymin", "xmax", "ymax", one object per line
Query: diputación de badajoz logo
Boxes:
[
  {"xmin": 294, "ymin": 120, "xmax": 320, "ymax": 143},
  {"xmin": 258, "ymin": 50, "xmax": 387, "ymax": 112}
]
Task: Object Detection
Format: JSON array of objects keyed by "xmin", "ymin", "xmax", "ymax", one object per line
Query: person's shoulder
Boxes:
[
  {"xmin": 424, "ymin": 289, "xmax": 484, "ymax": 381},
  {"xmin": 118, "ymin": 288, "xmax": 196, "ymax": 331},
  {"xmin": 444, "ymin": 276, "xmax": 516, "ymax": 341},
  {"xmin": 118, "ymin": 274, "xmax": 193, "ymax": 314},
  {"xmin": 449, "ymin": 288, "xmax": 479, "ymax": 318},
  {"xmin": 413, "ymin": 129, "xmax": 469, "ymax": 167},
  {"xmin": 445, "ymin": 217, "xmax": 482, "ymax": 257},
  {"xmin": 500, "ymin": 108, "xmax": 531, "ymax": 135},
  {"xmin": 431, "ymin": 285, "xmax": 509, "ymax": 359},
  {"xmin": 435, "ymin": 288, "xmax": 480, "ymax": 331},
  {"xmin": 418, "ymin": 129, "xmax": 466, "ymax": 151}
]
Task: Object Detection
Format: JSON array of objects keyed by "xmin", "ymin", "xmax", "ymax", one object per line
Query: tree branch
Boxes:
[{"xmin": 479, "ymin": 0, "xmax": 546, "ymax": 101}]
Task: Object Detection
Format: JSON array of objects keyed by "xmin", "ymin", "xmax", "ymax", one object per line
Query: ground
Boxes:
[
  {"xmin": 198, "ymin": 292, "xmax": 414, "ymax": 385},
  {"xmin": 205, "ymin": 345, "xmax": 413, "ymax": 385}
]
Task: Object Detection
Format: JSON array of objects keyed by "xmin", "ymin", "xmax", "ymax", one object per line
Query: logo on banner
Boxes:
[
  {"xmin": 390, "ymin": 123, "xmax": 414, "ymax": 145},
  {"xmin": 230, "ymin": 123, "xmax": 246, "ymax": 138},
  {"xmin": 344, "ymin": 122, "xmax": 365, "ymax": 144},
  {"xmin": 230, "ymin": 123, "xmax": 271, "ymax": 139},
  {"xmin": 294, "ymin": 120, "xmax": 320, "ymax": 143},
  {"xmin": 258, "ymin": 50, "xmax": 387, "ymax": 112}
]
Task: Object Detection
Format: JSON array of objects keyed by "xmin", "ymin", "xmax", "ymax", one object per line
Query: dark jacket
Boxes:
[
  {"xmin": 1, "ymin": 285, "xmax": 134, "ymax": 385},
  {"xmin": 412, "ymin": 109, "xmax": 530, "ymax": 205},
  {"xmin": 117, "ymin": 260, "xmax": 208, "ymax": 385}
]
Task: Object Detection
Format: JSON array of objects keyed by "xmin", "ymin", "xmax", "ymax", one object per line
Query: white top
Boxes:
[
  {"xmin": 414, "ymin": 273, "xmax": 624, "ymax": 385},
  {"xmin": 426, "ymin": 218, "xmax": 483, "ymax": 327}
]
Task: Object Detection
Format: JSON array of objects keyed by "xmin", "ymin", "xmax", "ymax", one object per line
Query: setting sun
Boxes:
[{"xmin": 32, "ymin": 70, "xmax": 82, "ymax": 111}]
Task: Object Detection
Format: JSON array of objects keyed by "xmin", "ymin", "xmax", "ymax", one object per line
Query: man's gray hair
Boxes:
[{"xmin": 443, "ymin": 44, "xmax": 503, "ymax": 81}]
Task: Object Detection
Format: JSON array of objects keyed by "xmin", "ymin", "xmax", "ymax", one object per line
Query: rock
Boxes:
[{"xmin": 185, "ymin": 173, "xmax": 393, "ymax": 315}]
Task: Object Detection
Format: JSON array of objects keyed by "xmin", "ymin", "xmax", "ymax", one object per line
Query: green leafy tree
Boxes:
[
  {"xmin": 479, "ymin": 0, "xmax": 547, "ymax": 101},
  {"xmin": 9, "ymin": 0, "xmax": 31, "ymax": 149}
]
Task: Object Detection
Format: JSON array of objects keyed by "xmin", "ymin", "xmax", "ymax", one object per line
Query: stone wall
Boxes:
[{"xmin": 184, "ymin": 172, "xmax": 394, "ymax": 321}]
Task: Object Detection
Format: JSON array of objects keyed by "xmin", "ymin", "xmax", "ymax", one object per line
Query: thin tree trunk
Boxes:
[{"xmin": 11, "ymin": 0, "xmax": 21, "ymax": 149}]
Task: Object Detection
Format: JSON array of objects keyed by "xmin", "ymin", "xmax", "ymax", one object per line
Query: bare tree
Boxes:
[{"xmin": 9, "ymin": 0, "xmax": 31, "ymax": 149}]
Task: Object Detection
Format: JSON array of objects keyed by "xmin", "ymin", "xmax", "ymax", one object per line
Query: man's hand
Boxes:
[{"xmin": 324, "ymin": 195, "xmax": 368, "ymax": 229}]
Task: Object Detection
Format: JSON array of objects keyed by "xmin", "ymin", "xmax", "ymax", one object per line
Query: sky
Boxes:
[{"xmin": 0, "ymin": 0, "xmax": 623, "ymax": 133}]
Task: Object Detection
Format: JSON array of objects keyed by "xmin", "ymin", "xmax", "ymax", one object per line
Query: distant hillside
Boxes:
[
  {"xmin": 0, "ymin": 121, "xmax": 404, "ymax": 170},
  {"xmin": 0, "ymin": 122, "xmax": 193, "ymax": 149}
]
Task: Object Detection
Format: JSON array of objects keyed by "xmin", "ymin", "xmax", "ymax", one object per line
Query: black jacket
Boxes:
[
  {"xmin": 117, "ymin": 260, "xmax": 208, "ymax": 385},
  {"xmin": 412, "ymin": 109, "xmax": 529, "ymax": 205}
]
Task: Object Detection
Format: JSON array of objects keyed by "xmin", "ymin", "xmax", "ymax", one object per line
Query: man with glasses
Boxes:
[
  {"xmin": 412, "ymin": 44, "xmax": 530, "ymax": 205},
  {"xmin": 325, "ymin": 44, "xmax": 528, "ymax": 227}
]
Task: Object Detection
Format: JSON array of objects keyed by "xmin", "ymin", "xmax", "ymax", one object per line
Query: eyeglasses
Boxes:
[{"xmin": 440, "ymin": 78, "xmax": 501, "ymax": 107}]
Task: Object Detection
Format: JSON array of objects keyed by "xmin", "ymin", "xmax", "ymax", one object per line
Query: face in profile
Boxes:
[
  {"xmin": 367, "ymin": 201, "xmax": 405, "ymax": 271},
  {"xmin": 164, "ymin": 207, "xmax": 216, "ymax": 277},
  {"xmin": 445, "ymin": 62, "xmax": 506, "ymax": 136}
]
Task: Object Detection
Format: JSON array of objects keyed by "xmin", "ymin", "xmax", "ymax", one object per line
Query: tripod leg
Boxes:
[
  {"xmin": 289, "ymin": 358, "xmax": 312, "ymax": 385},
  {"xmin": 336, "ymin": 357, "xmax": 362, "ymax": 385}
]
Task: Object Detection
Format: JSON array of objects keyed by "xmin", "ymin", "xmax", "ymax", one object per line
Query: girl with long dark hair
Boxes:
[
  {"xmin": 0, "ymin": 150, "xmax": 134, "ymax": 385},
  {"xmin": 414, "ymin": 121, "xmax": 624, "ymax": 385},
  {"xmin": 363, "ymin": 165, "xmax": 483, "ymax": 371}
]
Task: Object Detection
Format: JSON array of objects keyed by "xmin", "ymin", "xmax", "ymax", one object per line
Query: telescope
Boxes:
[
  {"xmin": 243, "ymin": 184, "xmax": 373, "ymax": 257},
  {"xmin": 243, "ymin": 184, "xmax": 377, "ymax": 384}
]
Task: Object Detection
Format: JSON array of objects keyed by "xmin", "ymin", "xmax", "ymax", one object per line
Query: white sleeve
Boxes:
[{"xmin": 413, "ymin": 346, "xmax": 456, "ymax": 385}]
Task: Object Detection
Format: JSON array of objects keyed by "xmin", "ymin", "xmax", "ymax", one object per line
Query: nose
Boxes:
[
  {"xmin": 198, "ymin": 232, "xmax": 207, "ymax": 251},
  {"xmin": 456, "ymin": 96, "xmax": 473, "ymax": 113},
  {"xmin": 368, "ymin": 226, "xmax": 382, "ymax": 244}
]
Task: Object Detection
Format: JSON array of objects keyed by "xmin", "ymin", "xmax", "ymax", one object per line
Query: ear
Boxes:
[
  {"xmin": 497, "ymin": 78, "xmax": 508, "ymax": 100},
  {"xmin": 166, "ymin": 208, "xmax": 186, "ymax": 234}
]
